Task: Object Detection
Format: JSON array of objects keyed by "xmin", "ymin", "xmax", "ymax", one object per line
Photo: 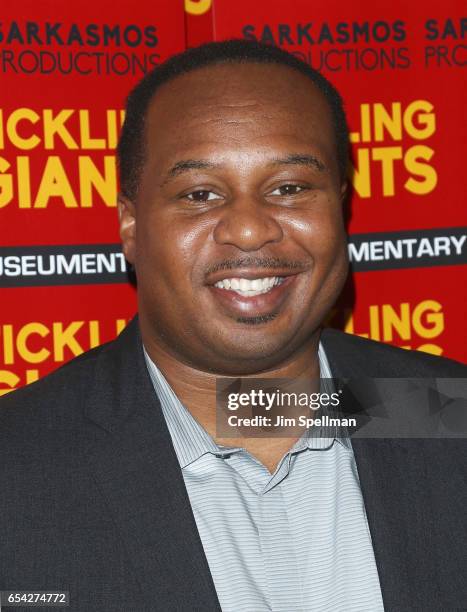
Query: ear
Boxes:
[
  {"xmin": 339, "ymin": 179, "xmax": 351, "ymax": 228},
  {"xmin": 339, "ymin": 179, "xmax": 348, "ymax": 203},
  {"xmin": 118, "ymin": 193, "xmax": 136, "ymax": 265}
]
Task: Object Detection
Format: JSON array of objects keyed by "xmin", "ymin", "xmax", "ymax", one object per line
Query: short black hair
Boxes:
[{"xmin": 117, "ymin": 39, "xmax": 349, "ymax": 200}]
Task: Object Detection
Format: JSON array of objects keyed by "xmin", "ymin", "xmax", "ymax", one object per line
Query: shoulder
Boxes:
[
  {"xmin": 0, "ymin": 342, "xmax": 108, "ymax": 431},
  {"xmin": 320, "ymin": 328, "xmax": 467, "ymax": 377}
]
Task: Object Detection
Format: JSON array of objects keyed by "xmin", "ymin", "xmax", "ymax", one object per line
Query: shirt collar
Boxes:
[
  {"xmin": 144, "ymin": 342, "xmax": 351, "ymax": 469},
  {"xmin": 144, "ymin": 349, "xmax": 219, "ymax": 467}
]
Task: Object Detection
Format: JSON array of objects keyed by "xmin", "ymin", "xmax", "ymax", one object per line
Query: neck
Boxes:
[{"xmin": 143, "ymin": 331, "xmax": 322, "ymax": 474}]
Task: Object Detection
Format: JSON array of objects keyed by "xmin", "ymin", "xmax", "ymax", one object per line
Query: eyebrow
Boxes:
[
  {"xmin": 163, "ymin": 152, "xmax": 326, "ymax": 184},
  {"xmin": 166, "ymin": 159, "xmax": 222, "ymax": 180},
  {"xmin": 269, "ymin": 154, "xmax": 326, "ymax": 172}
]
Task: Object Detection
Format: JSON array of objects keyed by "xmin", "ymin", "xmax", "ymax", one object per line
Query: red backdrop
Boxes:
[{"xmin": 1, "ymin": 0, "xmax": 466, "ymax": 395}]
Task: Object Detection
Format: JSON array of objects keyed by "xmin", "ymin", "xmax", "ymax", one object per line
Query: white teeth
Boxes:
[
  {"xmin": 251, "ymin": 279, "xmax": 261, "ymax": 290},
  {"xmin": 213, "ymin": 276, "xmax": 284, "ymax": 296}
]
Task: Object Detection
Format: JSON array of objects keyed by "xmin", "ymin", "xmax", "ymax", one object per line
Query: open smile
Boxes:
[
  {"xmin": 214, "ymin": 275, "xmax": 285, "ymax": 297},
  {"xmin": 206, "ymin": 271, "xmax": 302, "ymax": 318}
]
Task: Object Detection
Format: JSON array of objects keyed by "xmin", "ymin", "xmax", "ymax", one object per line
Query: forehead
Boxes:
[{"xmin": 144, "ymin": 62, "xmax": 336, "ymax": 167}]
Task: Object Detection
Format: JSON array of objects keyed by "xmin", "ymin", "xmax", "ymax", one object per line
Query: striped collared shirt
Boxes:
[{"xmin": 144, "ymin": 344, "xmax": 384, "ymax": 612}]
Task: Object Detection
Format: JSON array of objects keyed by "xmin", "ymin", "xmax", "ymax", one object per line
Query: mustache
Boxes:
[{"xmin": 205, "ymin": 256, "xmax": 310, "ymax": 275}]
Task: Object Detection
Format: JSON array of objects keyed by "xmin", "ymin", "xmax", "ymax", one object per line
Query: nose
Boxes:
[{"xmin": 213, "ymin": 195, "xmax": 283, "ymax": 251}]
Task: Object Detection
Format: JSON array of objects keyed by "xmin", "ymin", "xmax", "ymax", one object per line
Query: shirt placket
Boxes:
[{"xmin": 259, "ymin": 481, "xmax": 304, "ymax": 612}]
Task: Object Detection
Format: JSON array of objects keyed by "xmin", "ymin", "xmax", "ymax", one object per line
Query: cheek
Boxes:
[
  {"xmin": 284, "ymin": 204, "xmax": 346, "ymax": 262},
  {"xmin": 136, "ymin": 208, "xmax": 211, "ymax": 290}
]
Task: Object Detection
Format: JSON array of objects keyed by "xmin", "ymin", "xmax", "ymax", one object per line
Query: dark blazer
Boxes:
[{"xmin": 1, "ymin": 317, "xmax": 466, "ymax": 611}]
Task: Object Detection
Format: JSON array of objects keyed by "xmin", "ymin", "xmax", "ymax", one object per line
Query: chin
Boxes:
[{"xmin": 205, "ymin": 336, "xmax": 298, "ymax": 374}]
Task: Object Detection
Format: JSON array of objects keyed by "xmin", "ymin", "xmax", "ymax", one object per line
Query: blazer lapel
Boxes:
[
  {"xmin": 320, "ymin": 328, "xmax": 452, "ymax": 610},
  {"xmin": 82, "ymin": 318, "xmax": 221, "ymax": 611}
]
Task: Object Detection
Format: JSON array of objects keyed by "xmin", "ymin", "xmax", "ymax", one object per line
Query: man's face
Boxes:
[{"xmin": 119, "ymin": 62, "xmax": 348, "ymax": 375}]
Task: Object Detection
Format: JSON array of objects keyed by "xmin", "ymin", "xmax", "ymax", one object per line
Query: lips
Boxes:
[{"xmin": 206, "ymin": 271, "xmax": 301, "ymax": 318}]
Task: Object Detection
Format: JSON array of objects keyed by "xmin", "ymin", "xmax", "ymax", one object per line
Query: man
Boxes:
[{"xmin": 0, "ymin": 40, "xmax": 466, "ymax": 612}]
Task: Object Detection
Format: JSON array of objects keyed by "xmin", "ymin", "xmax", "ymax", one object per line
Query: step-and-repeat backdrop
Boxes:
[{"xmin": 1, "ymin": 0, "xmax": 466, "ymax": 394}]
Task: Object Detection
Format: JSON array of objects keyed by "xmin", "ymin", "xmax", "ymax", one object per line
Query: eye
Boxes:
[
  {"xmin": 269, "ymin": 184, "xmax": 308, "ymax": 196},
  {"xmin": 185, "ymin": 190, "xmax": 221, "ymax": 203}
]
